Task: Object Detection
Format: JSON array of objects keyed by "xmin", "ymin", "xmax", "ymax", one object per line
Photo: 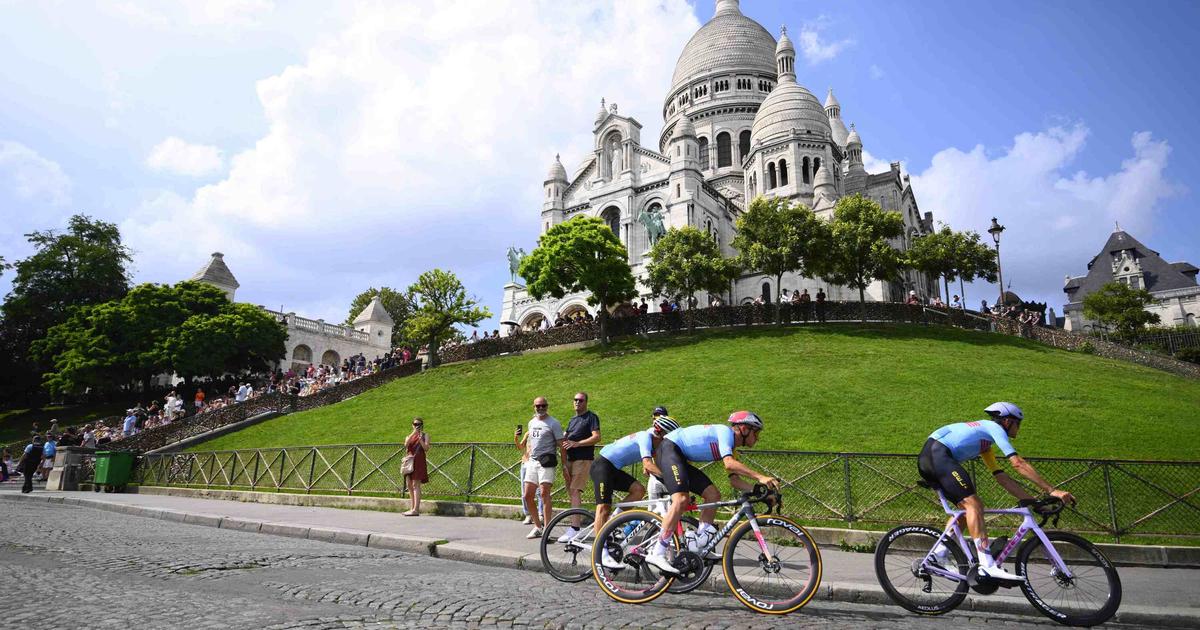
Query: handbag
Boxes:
[
  {"xmin": 536, "ymin": 452, "xmax": 558, "ymax": 469},
  {"xmin": 401, "ymin": 454, "xmax": 415, "ymax": 475}
]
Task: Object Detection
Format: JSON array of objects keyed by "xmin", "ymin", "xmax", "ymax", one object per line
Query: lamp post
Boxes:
[{"xmin": 988, "ymin": 217, "xmax": 1006, "ymax": 307}]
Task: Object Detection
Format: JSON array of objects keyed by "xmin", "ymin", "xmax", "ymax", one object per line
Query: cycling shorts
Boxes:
[
  {"xmin": 590, "ymin": 455, "xmax": 637, "ymax": 505},
  {"xmin": 918, "ymin": 438, "xmax": 976, "ymax": 504},
  {"xmin": 656, "ymin": 439, "xmax": 716, "ymax": 496}
]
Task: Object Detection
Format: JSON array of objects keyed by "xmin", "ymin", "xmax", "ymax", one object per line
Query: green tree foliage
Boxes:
[
  {"xmin": 0, "ymin": 214, "xmax": 132, "ymax": 403},
  {"xmin": 825, "ymin": 195, "xmax": 906, "ymax": 322},
  {"xmin": 167, "ymin": 302, "xmax": 289, "ymax": 382},
  {"xmin": 345, "ymin": 286, "xmax": 413, "ymax": 348},
  {"xmin": 1082, "ymin": 281, "xmax": 1161, "ymax": 337},
  {"xmin": 951, "ymin": 230, "xmax": 998, "ymax": 306},
  {"xmin": 403, "ymin": 269, "xmax": 490, "ymax": 368},
  {"xmin": 646, "ymin": 226, "xmax": 740, "ymax": 330},
  {"xmin": 518, "ymin": 216, "xmax": 637, "ymax": 344},
  {"xmin": 905, "ymin": 225, "xmax": 957, "ymax": 300},
  {"xmin": 731, "ymin": 196, "xmax": 830, "ymax": 322}
]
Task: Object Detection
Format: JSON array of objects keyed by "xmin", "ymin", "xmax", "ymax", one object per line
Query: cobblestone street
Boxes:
[{"xmin": 1, "ymin": 502, "xmax": 1144, "ymax": 629}]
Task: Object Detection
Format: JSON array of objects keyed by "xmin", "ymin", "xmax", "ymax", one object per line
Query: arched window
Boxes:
[
  {"xmin": 739, "ymin": 130, "xmax": 751, "ymax": 163},
  {"xmin": 768, "ymin": 163, "xmax": 777, "ymax": 189},
  {"xmin": 779, "ymin": 159, "xmax": 789, "ymax": 186},
  {"xmin": 761, "ymin": 282, "xmax": 772, "ymax": 303},
  {"xmin": 698, "ymin": 137, "xmax": 710, "ymax": 170},
  {"xmin": 1187, "ymin": 313, "xmax": 1197, "ymax": 327},
  {"xmin": 749, "ymin": 173, "xmax": 756, "ymax": 197},
  {"xmin": 813, "ymin": 157, "xmax": 821, "ymax": 177},
  {"xmin": 716, "ymin": 132, "xmax": 732, "ymax": 168},
  {"xmin": 321, "ymin": 350, "xmax": 340, "ymax": 366},
  {"xmin": 292, "ymin": 345, "xmax": 312, "ymax": 363},
  {"xmin": 601, "ymin": 206, "xmax": 620, "ymax": 237},
  {"xmin": 802, "ymin": 157, "xmax": 811, "ymax": 184}
]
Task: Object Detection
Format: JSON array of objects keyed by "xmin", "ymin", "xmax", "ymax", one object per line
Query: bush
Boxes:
[
  {"xmin": 1078, "ymin": 341, "xmax": 1096, "ymax": 355},
  {"xmin": 1177, "ymin": 347, "xmax": 1200, "ymax": 365}
]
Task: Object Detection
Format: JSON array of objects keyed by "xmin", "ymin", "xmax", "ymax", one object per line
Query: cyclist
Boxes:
[
  {"xmin": 590, "ymin": 412, "xmax": 680, "ymax": 568},
  {"xmin": 919, "ymin": 402, "xmax": 1075, "ymax": 582},
  {"xmin": 644, "ymin": 411, "xmax": 778, "ymax": 576}
]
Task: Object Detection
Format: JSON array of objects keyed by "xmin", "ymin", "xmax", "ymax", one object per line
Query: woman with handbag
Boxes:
[{"xmin": 402, "ymin": 417, "xmax": 430, "ymax": 516}]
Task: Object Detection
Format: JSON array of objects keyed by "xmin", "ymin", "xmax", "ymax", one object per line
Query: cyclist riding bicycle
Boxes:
[
  {"xmin": 919, "ymin": 402, "xmax": 1075, "ymax": 582},
  {"xmin": 644, "ymin": 410, "xmax": 779, "ymax": 576},
  {"xmin": 590, "ymin": 411, "xmax": 680, "ymax": 568}
]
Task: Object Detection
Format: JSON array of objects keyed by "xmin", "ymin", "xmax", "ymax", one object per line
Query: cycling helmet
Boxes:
[
  {"xmin": 652, "ymin": 415, "xmax": 680, "ymax": 435},
  {"xmin": 984, "ymin": 401, "xmax": 1024, "ymax": 421},
  {"xmin": 728, "ymin": 410, "xmax": 764, "ymax": 429},
  {"xmin": 652, "ymin": 405, "xmax": 669, "ymax": 417}
]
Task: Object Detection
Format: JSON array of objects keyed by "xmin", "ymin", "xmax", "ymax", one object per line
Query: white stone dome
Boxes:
[
  {"xmin": 673, "ymin": 117, "xmax": 696, "ymax": 139},
  {"xmin": 669, "ymin": 0, "xmax": 776, "ymax": 95},
  {"xmin": 847, "ymin": 125, "xmax": 862, "ymax": 146},
  {"xmin": 546, "ymin": 154, "xmax": 567, "ymax": 181},
  {"xmin": 751, "ymin": 81, "xmax": 830, "ymax": 144}
]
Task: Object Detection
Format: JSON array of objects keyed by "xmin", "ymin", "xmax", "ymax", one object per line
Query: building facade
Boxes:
[
  {"xmin": 1063, "ymin": 228, "xmax": 1200, "ymax": 331},
  {"xmin": 501, "ymin": 0, "xmax": 937, "ymax": 332}
]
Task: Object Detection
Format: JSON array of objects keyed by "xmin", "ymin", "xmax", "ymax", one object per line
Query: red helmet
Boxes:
[{"xmin": 728, "ymin": 410, "xmax": 763, "ymax": 430}]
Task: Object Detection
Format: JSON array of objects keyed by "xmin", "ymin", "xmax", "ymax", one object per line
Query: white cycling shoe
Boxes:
[
  {"xmin": 643, "ymin": 550, "xmax": 680, "ymax": 576},
  {"xmin": 687, "ymin": 530, "xmax": 720, "ymax": 560},
  {"xmin": 600, "ymin": 548, "xmax": 624, "ymax": 570},
  {"xmin": 556, "ymin": 527, "xmax": 579, "ymax": 544},
  {"xmin": 979, "ymin": 563, "xmax": 1024, "ymax": 582}
]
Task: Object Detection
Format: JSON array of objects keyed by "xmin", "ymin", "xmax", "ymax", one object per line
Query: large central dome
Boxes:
[{"xmin": 668, "ymin": 0, "xmax": 776, "ymax": 97}]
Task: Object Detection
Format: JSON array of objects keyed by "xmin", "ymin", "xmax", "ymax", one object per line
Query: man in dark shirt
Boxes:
[
  {"xmin": 559, "ymin": 391, "xmax": 601, "ymax": 541},
  {"xmin": 815, "ymin": 288, "xmax": 827, "ymax": 322}
]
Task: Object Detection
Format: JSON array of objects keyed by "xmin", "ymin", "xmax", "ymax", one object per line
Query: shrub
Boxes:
[
  {"xmin": 1078, "ymin": 341, "xmax": 1096, "ymax": 355},
  {"xmin": 1177, "ymin": 347, "xmax": 1200, "ymax": 365}
]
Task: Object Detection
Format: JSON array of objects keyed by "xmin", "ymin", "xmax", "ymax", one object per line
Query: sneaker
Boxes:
[
  {"xmin": 643, "ymin": 549, "xmax": 680, "ymax": 576},
  {"xmin": 601, "ymin": 548, "xmax": 624, "ymax": 569},
  {"xmin": 556, "ymin": 527, "xmax": 579, "ymax": 544},
  {"xmin": 526, "ymin": 527, "xmax": 542, "ymax": 539},
  {"xmin": 522, "ymin": 515, "xmax": 533, "ymax": 525},
  {"xmin": 979, "ymin": 563, "xmax": 1024, "ymax": 582}
]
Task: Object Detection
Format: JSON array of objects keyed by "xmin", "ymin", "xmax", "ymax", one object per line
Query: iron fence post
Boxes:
[
  {"xmin": 842, "ymin": 455, "xmax": 855, "ymax": 523},
  {"xmin": 307, "ymin": 448, "xmax": 317, "ymax": 494},
  {"xmin": 227, "ymin": 452, "xmax": 237, "ymax": 486},
  {"xmin": 348, "ymin": 447, "xmax": 358, "ymax": 496},
  {"xmin": 1103, "ymin": 462, "xmax": 1121, "ymax": 543},
  {"xmin": 278, "ymin": 449, "xmax": 286, "ymax": 491},
  {"xmin": 466, "ymin": 445, "xmax": 477, "ymax": 502},
  {"xmin": 251, "ymin": 451, "xmax": 260, "ymax": 490}
]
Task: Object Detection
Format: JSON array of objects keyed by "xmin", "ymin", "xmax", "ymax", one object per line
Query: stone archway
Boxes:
[
  {"xmin": 292, "ymin": 344, "xmax": 313, "ymax": 363},
  {"xmin": 321, "ymin": 349, "xmax": 340, "ymax": 367}
]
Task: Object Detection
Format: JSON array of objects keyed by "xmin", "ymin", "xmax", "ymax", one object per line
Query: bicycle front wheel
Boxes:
[
  {"xmin": 1015, "ymin": 531, "xmax": 1122, "ymax": 626},
  {"xmin": 540, "ymin": 507, "xmax": 595, "ymax": 583},
  {"xmin": 722, "ymin": 515, "xmax": 822, "ymax": 614},
  {"xmin": 874, "ymin": 524, "xmax": 969, "ymax": 615},
  {"xmin": 591, "ymin": 510, "xmax": 675, "ymax": 605}
]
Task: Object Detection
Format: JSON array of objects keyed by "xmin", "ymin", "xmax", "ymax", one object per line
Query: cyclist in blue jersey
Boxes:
[
  {"xmin": 644, "ymin": 411, "xmax": 778, "ymax": 576},
  {"xmin": 919, "ymin": 402, "xmax": 1075, "ymax": 582}
]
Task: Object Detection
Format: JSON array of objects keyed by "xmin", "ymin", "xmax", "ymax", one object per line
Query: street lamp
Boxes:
[{"xmin": 988, "ymin": 217, "xmax": 1006, "ymax": 307}]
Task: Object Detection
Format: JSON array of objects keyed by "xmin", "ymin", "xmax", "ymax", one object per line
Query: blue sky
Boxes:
[{"xmin": 1, "ymin": 0, "xmax": 1195, "ymax": 331}]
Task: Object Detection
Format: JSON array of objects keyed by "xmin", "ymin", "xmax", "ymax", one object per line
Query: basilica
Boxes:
[{"xmin": 501, "ymin": 0, "xmax": 938, "ymax": 332}]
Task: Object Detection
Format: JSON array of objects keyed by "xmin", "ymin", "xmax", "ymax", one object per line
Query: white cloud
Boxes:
[
  {"xmin": 908, "ymin": 124, "xmax": 1181, "ymax": 309},
  {"xmin": 798, "ymin": 18, "xmax": 854, "ymax": 65},
  {"xmin": 0, "ymin": 140, "xmax": 71, "ymax": 206},
  {"xmin": 103, "ymin": 0, "xmax": 274, "ymax": 28},
  {"xmin": 146, "ymin": 137, "xmax": 225, "ymax": 177},
  {"xmin": 869, "ymin": 64, "xmax": 884, "ymax": 80},
  {"xmin": 122, "ymin": 0, "xmax": 701, "ymax": 322}
]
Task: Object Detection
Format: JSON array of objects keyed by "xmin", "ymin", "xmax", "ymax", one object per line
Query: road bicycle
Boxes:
[
  {"xmin": 874, "ymin": 479, "xmax": 1122, "ymax": 626},
  {"xmin": 591, "ymin": 484, "xmax": 823, "ymax": 615},
  {"xmin": 540, "ymin": 495, "xmax": 712, "ymax": 594}
]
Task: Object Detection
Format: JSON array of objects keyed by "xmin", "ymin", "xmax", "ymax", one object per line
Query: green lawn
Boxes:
[
  {"xmin": 195, "ymin": 324, "xmax": 1200, "ymax": 461},
  {"xmin": 1, "ymin": 402, "xmax": 130, "ymax": 445}
]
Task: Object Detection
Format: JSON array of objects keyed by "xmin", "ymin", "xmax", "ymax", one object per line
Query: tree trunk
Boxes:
[
  {"xmin": 597, "ymin": 309, "xmax": 610, "ymax": 345},
  {"xmin": 959, "ymin": 276, "xmax": 967, "ymax": 308},
  {"xmin": 686, "ymin": 290, "xmax": 695, "ymax": 333},
  {"xmin": 943, "ymin": 276, "xmax": 950, "ymax": 304},
  {"xmin": 427, "ymin": 337, "xmax": 441, "ymax": 368},
  {"xmin": 859, "ymin": 285, "xmax": 867, "ymax": 323},
  {"xmin": 776, "ymin": 273, "xmax": 785, "ymax": 324}
]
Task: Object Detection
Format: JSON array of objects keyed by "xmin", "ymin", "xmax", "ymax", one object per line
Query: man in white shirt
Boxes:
[
  {"xmin": 235, "ymin": 383, "xmax": 248, "ymax": 403},
  {"xmin": 514, "ymin": 396, "xmax": 564, "ymax": 539}
]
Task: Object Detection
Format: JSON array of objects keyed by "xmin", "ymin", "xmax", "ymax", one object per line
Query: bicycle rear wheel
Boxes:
[
  {"xmin": 1015, "ymin": 531, "xmax": 1122, "ymax": 626},
  {"xmin": 591, "ymin": 510, "xmax": 675, "ymax": 604},
  {"xmin": 540, "ymin": 507, "xmax": 595, "ymax": 583},
  {"xmin": 722, "ymin": 515, "xmax": 822, "ymax": 614},
  {"xmin": 874, "ymin": 525, "xmax": 969, "ymax": 615}
]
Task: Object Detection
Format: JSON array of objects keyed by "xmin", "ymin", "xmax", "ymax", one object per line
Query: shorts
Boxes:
[
  {"xmin": 655, "ymin": 439, "xmax": 716, "ymax": 496},
  {"xmin": 42, "ymin": 457, "xmax": 55, "ymax": 468},
  {"xmin": 590, "ymin": 455, "xmax": 637, "ymax": 505},
  {"xmin": 522, "ymin": 459, "xmax": 555, "ymax": 486},
  {"xmin": 566, "ymin": 458, "xmax": 592, "ymax": 493},
  {"xmin": 918, "ymin": 438, "xmax": 976, "ymax": 504}
]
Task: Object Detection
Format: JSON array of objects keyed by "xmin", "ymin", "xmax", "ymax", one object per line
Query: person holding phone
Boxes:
[{"xmin": 403, "ymin": 417, "xmax": 430, "ymax": 516}]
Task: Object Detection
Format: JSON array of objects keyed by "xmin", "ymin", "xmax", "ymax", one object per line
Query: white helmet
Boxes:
[
  {"xmin": 985, "ymin": 401, "xmax": 1024, "ymax": 421},
  {"xmin": 728, "ymin": 410, "xmax": 764, "ymax": 429}
]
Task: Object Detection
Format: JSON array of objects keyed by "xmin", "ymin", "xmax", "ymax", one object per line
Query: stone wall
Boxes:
[{"xmin": 991, "ymin": 318, "xmax": 1200, "ymax": 379}]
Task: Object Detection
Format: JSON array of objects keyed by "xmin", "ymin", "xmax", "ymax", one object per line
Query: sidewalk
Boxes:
[{"xmin": 5, "ymin": 487, "xmax": 1198, "ymax": 627}]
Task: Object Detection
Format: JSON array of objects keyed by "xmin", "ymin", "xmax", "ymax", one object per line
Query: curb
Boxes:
[{"xmin": 5, "ymin": 492, "xmax": 1198, "ymax": 627}]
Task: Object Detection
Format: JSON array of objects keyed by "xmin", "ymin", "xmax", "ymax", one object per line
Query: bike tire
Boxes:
[
  {"xmin": 721, "ymin": 515, "xmax": 822, "ymax": 615},
  {"xmin": 591, "ymin": 510, "xmax": 675, "ymax": 605},
  {"xmin": 874, "ymin": 524, "xmax": 969, "ymax": 616},
  {"xmin": 540, "ymin": 507, "xmax": 595, "ymax": 583},
  {"xmin": 1015, "ymin": 531, "xmax": 1122, "ymax": 627},
  {"xmin": 667, "ymin": 515, "xmax": 714, "ymax": 594}
]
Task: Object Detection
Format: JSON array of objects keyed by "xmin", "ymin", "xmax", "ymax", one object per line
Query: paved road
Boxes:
[{"xmin": 0, "ymin": 501, "xmax": 1107, "ymax": 629}]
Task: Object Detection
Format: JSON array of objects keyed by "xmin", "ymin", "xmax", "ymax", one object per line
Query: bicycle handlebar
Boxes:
[
  {"xmin": 742, "ymin": 483, "xmax": 784, "ymax": 514},
  {"xmin": 1018, "ymin": 496, "xmax": 1065, "ymax": 527}
]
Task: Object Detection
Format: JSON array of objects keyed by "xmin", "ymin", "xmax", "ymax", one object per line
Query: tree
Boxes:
[
  {"xmin": 403, "ymin": 269, "xmax": 490, "ymax": 368},
  {"xmin": 825, "ymin": 195, "xmax": 906, "ymax": 322},
  {"xmin": 951, "ymin": 230, "xmax": 998, "ymax": 307},
  {"xmin": 519, "ymin": 216, "xmax": 637, "ymax": 344},
  {"xmin": 646, "ymin": 226, "xmax": 740, "ymax": 330},
  {"xmin": 731, "ymin": 196, "xmax": 830, "ymax": 322},
  {"xmin": 167, "ymin": 303, "xmax": 288, "ymax": 383},
  {"xmin": 905, "ymin": 225, "xmax": 957, "ymax": 301},
  {"xmin": 0, "ymin": 214, "xmax": 132, "ymax": 403},
  {"xmin": 345, "ymin": 286, "xmax": 414, "ymax": 348},
  {"xmin": 1082, "ymin": 282, "xmax": 1161, "ymax": 337}
]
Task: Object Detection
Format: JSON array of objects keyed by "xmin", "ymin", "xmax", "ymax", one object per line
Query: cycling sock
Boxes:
[{"xmin": 655, "ymin": 537, "xmax": 671, "ymax": 556}]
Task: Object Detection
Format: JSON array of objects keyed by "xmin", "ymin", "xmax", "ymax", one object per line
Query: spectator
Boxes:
[
  {"xmin": 81, "ymin": 424, "xmax": 97, "ymax": 449},
  {"xmin": 517, "ymin": 437, "xmax": 544, "ymax": 525},
  {"xmin": 470, "ymin": 330, "xmax": 479, "ymax": 343},
  {"xmin": 980, "ymin": 299, "xmax": 990, "ymax": 314},
  {"xmin": 194, "ymin": 388, "xmax": 206, "ymax": 412},
  {"xmin": 559, "ymin": 392, "xmax": 601, "ymax": 542},
  {"xmin": 753, "ymin": 295, "xmax": 764, "ymax": 306},
  {"xmin": 639, "ymin": 299, "xmax": 649, "ymax": 314},
  {"xmin": 515, "ymin": 396, "xmax": 563, "ymax": 539},
  {"xmin": 235, "ymin": 383, "xmax": 248, "ymax": 403},
  {"xmin": 781, "ymin": 289, "xmax": 790, "ymax": 304},
  {"xmin": 951, "ymin": 295, "xmax": 964, "ymax": 309},
  {"xmin": 905, "ymin": 290, "xmax": 920, "ymax": 306},
  {"xmin": 815, "ymin": 288, "xmax": 827, "ymax": 322},
  {"xmin": 797, "ymin": 289, "xmax": 811, "ymax": 323},
  {"xmin": 48, "ymin": 418, "xmax": 59, "ymax": 435},
  {"xmin": 403, "ymin": 417, "xmax": 430, "ymax": 516},
  {"xmin": 0, "ymin": 447, "xmax": 10, "ymax": 482},
  {"xmin": 40, "ymin": 433, "xmax": 57, "ymax": 480},
  {"xmin": 18, "ymin": 435, "xmax": 43, "ymax": 493},
  {"xmin": 122, "ymin": 410, "xmax": 138, "ymax": 437},
  {"xmin": 659, "ymin": 298, "xmax": 670, "ymax": 313}
]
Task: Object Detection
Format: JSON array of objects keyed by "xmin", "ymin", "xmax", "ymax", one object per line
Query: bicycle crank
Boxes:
[{"xmin": 673, "ymin": 550, "xmax": 704, "ymax": 579}]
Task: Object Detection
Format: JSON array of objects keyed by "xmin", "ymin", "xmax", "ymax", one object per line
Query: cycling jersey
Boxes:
[
  {"xmin": 663, "ymin": 424, "xmax": 735, "ymax": 462},
  {"xmin": 929, "ymin": 420, "xmax": 1016, "ymax": 472},
  {"xmin": 598, "ymin": 430, "xmax": 655, "ymax": 469}
]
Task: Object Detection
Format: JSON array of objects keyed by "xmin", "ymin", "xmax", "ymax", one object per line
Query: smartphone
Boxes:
[{"xmin": 516, "ymin": 424, "xmax": 523, "ymax": 434}]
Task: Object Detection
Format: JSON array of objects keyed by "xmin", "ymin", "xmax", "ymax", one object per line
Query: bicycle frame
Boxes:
[
  {"xmin": 559, "ymin": 494, "xmax": 688, "ymax": 551},
  {"xmin": 921, "ymin": 489, "xmax": 1074, "ymax": 583},
  {"xmin": 682, "ymin": 495, "xmax": 775, "ymax": 563}
]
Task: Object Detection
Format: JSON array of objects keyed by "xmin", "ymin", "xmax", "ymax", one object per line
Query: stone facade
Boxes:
[{"xmin": 502, "ymin": 0, "xmax": 937, "ymax": 333}]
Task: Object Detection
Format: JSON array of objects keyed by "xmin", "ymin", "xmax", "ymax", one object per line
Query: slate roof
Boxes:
[
  {"xmin": 1063, "ymin": 230, "xmax": 1197, "ymax": 303},
  {"xmin": 353, "ymin": 295, "xmax": 394, "ymax": 325},
  {"xmin": 190, "ymin": 252, "xmax": 239, "ymax": 288}
]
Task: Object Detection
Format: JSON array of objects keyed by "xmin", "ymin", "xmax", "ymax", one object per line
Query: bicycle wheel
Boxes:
[
  {"xmin": 874, "ymin": 525, "xmax": 969, "ymax": 615},
  {"xmin": 1015, "ymin": 531, "xmax": 1122, "ymax": 626},
  {"xmin": 591, "ymin": 510, "xmax": 675, "ymax": 604},
  {"xmin": 540, "ymin": 507, "xmax": 595, "ymax": 583},
  {"xmin": 722, "ymin": 515, "xmax": 822, "ymax": 614},
  {"xmin": 667, "ymin": 515, "xmax": 715, "ymax": 594}
]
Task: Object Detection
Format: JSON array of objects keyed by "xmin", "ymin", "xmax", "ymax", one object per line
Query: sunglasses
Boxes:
[
  {"xmin": 534, "ymin": 404, "xmax": 548, "ymax": 408},
  {"xmin": 573, "ymin": 398, "xmax": 586, "ymax": 403}
]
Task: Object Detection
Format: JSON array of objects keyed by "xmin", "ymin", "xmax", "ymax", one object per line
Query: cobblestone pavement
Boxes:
[{"xmin": 1, "ymin": 502, "xmax": 1140, "ymax": 629}]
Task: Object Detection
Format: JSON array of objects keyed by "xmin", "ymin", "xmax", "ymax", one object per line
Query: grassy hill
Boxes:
[{"xmin": 196, "ymin": 325, "xmax": 1200, "ymax": 461}]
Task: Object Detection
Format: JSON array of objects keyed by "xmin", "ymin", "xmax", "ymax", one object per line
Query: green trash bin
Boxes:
[{"xmin": 93, "ymin": 451, "xmax": 135, "ymax": 493}]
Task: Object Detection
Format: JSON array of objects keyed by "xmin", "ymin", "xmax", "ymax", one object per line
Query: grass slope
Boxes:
[
  {"xmin": 1, "ymin": 402, "xmax": 130, "ymax": 445},
  {"xmin": 197, "ymin": 325, "xmax": 1200, "ymax": 461}
]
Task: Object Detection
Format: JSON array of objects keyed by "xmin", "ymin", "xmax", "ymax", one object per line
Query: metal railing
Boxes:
[{"xmin": 129, "ymin": 443, "xmax": 1200, "ymax": 542}]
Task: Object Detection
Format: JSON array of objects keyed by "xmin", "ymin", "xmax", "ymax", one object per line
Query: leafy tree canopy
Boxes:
[
  {"xmin": 824, "ymin": 195, "xmax": 906, "ymax": 321},
  {"xmin": 1082, "ymin": 281, "xmax": 1161, "ymax": 337},
  {"xmin": 732, "ymin": 196, "xmax": 830, "ymax": 317},
  {"xmin": 346, "ymin": 286, "xmax": 414, "ymax": 348},
  {"xmin": 403, "ymin": 269, "xmax": 490, "ymax": 367},
  {"xmin": 647, "ymin": 226, "xmax": 740, "ymax": 325}
]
